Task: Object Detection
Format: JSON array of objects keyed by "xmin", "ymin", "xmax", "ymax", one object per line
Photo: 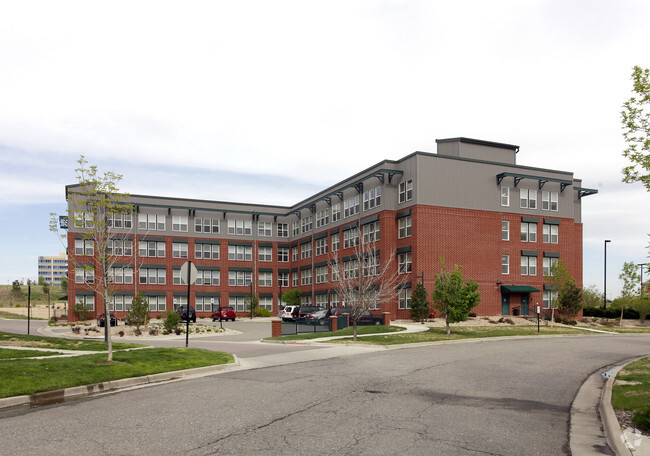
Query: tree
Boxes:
[
  {"xmin": 621, "ymin": 66, "xmax": 650, "ymax": 192},
  {"xmin": 581, "ymin": 285, "xmax": 602, "ymax": 309},
  {"xmin": 431, "ymin": 258, "xmax": 481, "ymax": 335},
  {"xmin": 245, "ymin": 294, "xmax": 259, "ymax": 318},
  {"xmin": 330, "ymin": 229, "xmax": 400, "ymax": 341},
  {"xmin": 281, "ymin": 288, "xmax": 302, "ymax": 308},
  {"xmin": 125, "ymin": 292, "xmax": 150, "ymax": 330},
  {"xmin": 557, "ymin": 281, "xmax": 583, "ymax": 321},
  {"xmin": 41, "ymin": 279, "xmax": 51, "ymax": 313},
  {"xmin": 619, "ymin": 261, "xmax": 641, "ymax": 325},
  {"xmin": 10, "ymin": 280, "xmax": 22, "ymax": 298},
  {"xmin": 50, "ymin": 156, "xmax": 133, "ymax": 362},
  {"xmin": 409, "ymin": 282, "xmax": 429, "ymax": 322},
  {"xmin": 543, "ymin": 260, "xmax": 573, "ymax": 325},
  {"xmin": 74, "ymin": 300, "xmax": 91, "ymax": 322},
  {"xmin": 59, "ymin": 277, "xmax": 68, "ymax": 294}
]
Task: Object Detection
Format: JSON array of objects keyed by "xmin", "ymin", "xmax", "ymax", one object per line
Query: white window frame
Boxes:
[
  {"xmin": 398, "ymin": 216, "xmax": 412, "ymax": 239},
  {"xmin": 501, "ymin": 186, "xmax": 510, "ymax": 207},
  {"xmin": 502, "ymin": 255, "xmax": 510, "ymax": 275},
  {"xmin": 171, "ymin": 215, "xmax": 188, "ymax": 232},
  {"xmin": 502, "ymin": 221, "xmax": 509, "ymax": 241},
  {"xmin": 399, "ymin": 180, "xmax": 413, "ymax": 204}
]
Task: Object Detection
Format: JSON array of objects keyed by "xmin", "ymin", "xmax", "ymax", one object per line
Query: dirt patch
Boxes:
[{"xmin": 0, "ymin": 340, "xmax": 54, "ymax": 348}]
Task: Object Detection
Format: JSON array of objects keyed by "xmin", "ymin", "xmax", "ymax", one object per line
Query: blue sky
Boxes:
[{"xmin": 1, "ymin": 0, "xmax": 649, "ymax": 299}]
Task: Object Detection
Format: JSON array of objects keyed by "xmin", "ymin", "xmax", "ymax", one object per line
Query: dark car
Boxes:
[
  {"xmin": 177, "ymin": 305, "xmax": 197, "ymax": 323},
  {"xmin": 305, "ymin": 308, "xmax": 330, "ymax": 325},
  {"xmin": 97, "ymin": 313, "xmax": 117, "ymax": 327},
  {"xmin": 211, "ymin": 306, "xmax": 236, "ymax": 322},
  {"xmin": 298, "ymin": 305, "xmax": 324, "ymax": 320},
  {"xmin": 330, "ymin": 307, "xmax": 383, "ymax": 325}
]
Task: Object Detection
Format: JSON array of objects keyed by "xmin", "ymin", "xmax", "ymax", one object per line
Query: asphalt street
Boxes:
[{"xmin": 0, "ymin": 325, "xmax": 648, "ymax": 455}]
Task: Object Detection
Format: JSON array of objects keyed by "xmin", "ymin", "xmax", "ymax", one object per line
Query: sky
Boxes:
[{"xmin": 1, "ymin": 0, "xmax": 649, "ymax": 299}]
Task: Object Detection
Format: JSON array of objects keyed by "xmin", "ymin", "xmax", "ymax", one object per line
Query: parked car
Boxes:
[
  {"xmin": 305, "ymin": 308, "xmax": 330, "ymax": 325},
  {"xmin": 212, "ymin": 306, "xmax": 236, "ymax": 322},
  {"xmin": 177, "ymin": 305, "xmax": 197, "ymax": 323},
  {"xmin": 330, "ymin": 307, "xmax": 384, "ymax": 325},
  {"xmin": 97, "ymin": 313, "xmax": 117, "ymax": 327},
  {"xmin": 279, "ymin": 305, "xmax": 300, "ymax": 321},
  {"xmin": 298, "ymin": 305, "xmax": 324, "ymax": 320}
]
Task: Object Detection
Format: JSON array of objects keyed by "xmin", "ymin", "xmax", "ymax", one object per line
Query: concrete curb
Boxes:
[{"xmin": 0, "ymin": 356, "xmax": 239, "ymax": 412}]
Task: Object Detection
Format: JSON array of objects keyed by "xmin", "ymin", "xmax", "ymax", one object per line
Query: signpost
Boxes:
[
  {"xmin": 536, "ymin": 305, "xmax": 541, "ymax": 333},
  {"xmin": 180, "ymin": 261, "xmax": 198, "ymax": 347}
]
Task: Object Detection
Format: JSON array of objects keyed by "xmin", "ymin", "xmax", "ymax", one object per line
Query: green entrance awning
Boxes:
[{"xmin": 501, "ymin": 286, "xmax": 540, "ymax": 293}]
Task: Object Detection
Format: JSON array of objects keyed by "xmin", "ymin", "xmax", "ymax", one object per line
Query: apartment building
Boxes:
[
  {"xmin": 65, "ymin": 137, "xmax": 597, "ymax": 320},
  {"xmin": 38, "ymin": 252, "xmax": 68, "ymax": 285}
]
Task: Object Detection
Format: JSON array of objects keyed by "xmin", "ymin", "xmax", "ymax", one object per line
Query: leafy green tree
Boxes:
[
  {"xmin": 581, "ymin": 285, "xmax": 602, "ymax": 309},
  {"xmin": 10, "ymin": 280, "xmax": 22, "ymax": 298},
  {"xmin": 619, "ymin": 261, "xmax": 641, "ymax": 324},
  {"xmin": 409, "ymin": 282, "xmax": 429, "ymax": 322},
  {"xmin": 245, "ymin": 295, "xmax": 259, "ymax": 318},
  {"xmin": 633, "ymin": 297, "xmax": 650, "ymax": 323},
  {"xmin": 162, "ymin": 309, "xmax": 181, "ymax": 334},
  {"xmin": 59, "ymin": 277, "xmax": 68, "ymax": 294},
  {"xmin": 431, "ymin": 259, "xmax": 481, "ymax": 335},
  {"xmin": 125, "ymin": 292, "xmax": 150, "ymax": 330},
  {"xmin": 281, "ymin": 288, "xmax": 302, "ymax": 308},
  {"xmin": 557, "ymin": 281, "xmax": 583, "ymax": 321},
  {"xmin": 543, "ymin": 260, "xmax": 573, "ymax": 325},
  {"xmin": 74, "ymin": 300, "xmax": 91, "ymax": 322},
  {"xmin": 50, "ymin": 155, "xmax": 134, "ymax": 362},
  {"xmin": 621, "ymin": 66, "xmax": 650, "ymax": 192}
]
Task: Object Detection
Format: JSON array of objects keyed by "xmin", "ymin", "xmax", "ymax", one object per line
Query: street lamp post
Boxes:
[
  {"xmin": 638, "ymin": 263, "xmax": 648, "ymax": 299},
  {"xmin": 604, "ymin": 240, "xmax": 611, "ymax": 309},
  {"xmin": 249, "ymin": 281, "xmax": 254, "ymax": 320},
  {"xmin": 414, "ymin": 271, "xmax": 425, "ymax": 324}
]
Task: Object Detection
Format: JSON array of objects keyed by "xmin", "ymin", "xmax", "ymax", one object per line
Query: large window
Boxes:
[
  {"xmin": 292, "ymin": 271, "xmax": 298, "ymax": 287},
  {"xmin": 292, "ymin": 246, "xmax": 298, "ymax": 262},
  {"xmin": 108, "ymin": 213, "xmax": 133, "ymax": 229},
  {"xmin": 172, "ymin": 242, "xmax": 188, "ymax": 259},
  {"xmin": 542, "ymin": 191, "xmax": 559, "ymax": 211},
  {"xmin": 501, "ymin": 186, "xmax": 510, "ymax": 207},
  {"xmin": 344, "ymin": 195, "xmax": 360, "ymax": 218},
  {"xmin": 138, "ymin": 214, "xmax": 166, "ymax": 231},
  {"xmin": 259, "ymin": 271, "xmax": 272, "ymax": 287},
  {"xmin": 543, "ymin": 257, "xmax": 558, "ymax": 276},
  {"xmin": 316, "ymin": 209, "xmax": 329, "ymax": 228},
  {"xmin": 331, "ymin": 261, "xmax": 340, "ymax": 281},
  {"xmin": 316, "ymin": 266, "xmax": 328, "ymax": 284},
  {"xmin": 278, "ymin": 271, "xmax": 289, "ymax": 287},
  {"xmin": 331, "ymin": 233, "xmax": 340, "ymax": 252},
  {"xmin": 398, "ymin": 252, "xmax": 412, "ymax": 274},
  {"xmin": 301, "ymin": 242, "xmax": 312, "ymax": 259},
  {"xmin": 139, "ymin": 241, "xmax": 165, "ymax": 258},
  {"xmin": 75, "ymin": 294, "xmax": 94, "ymax": 311},
  {"xmin": 343, "ymin": 260, "xmax": 360, "ymax": 279},
  {"xmin": 231, "ymin": 296, "xmax": 248, "ymax": 312},
  {"xmin": 195, "ymin": 217, "xmax": 219, "ymax": 233},
  {"xmin": 363, "ymin": 186, "xmax": 381, "ymax": 211},
  {"xmin": 259, "ymin": 296, "xmax": 272, "ymax": 311},
  {"xmin": 520, "ymin": 256, "xmax": 537, "ymax": 276},
  {"xmin": 399, "ymin": 180, "xmax": 413, "ymax": 203},
  {"xmin": 316, "ymin": 237, "xmax": 328, "ymax": 256},
  {"xmin": 363, "ymin": 254, "xmax": 380, "ymax": 277},
  {"xmin": 301, "ymin": 216, "xmax": 313, "ymax": 233},
  {"xmin": 111, "ymin": 266, "xmax": 133, "ymax": 284},
  {"xmin": 228, "ymin": 219, "xmax": 252, "ymax": 235},
  {"xmin": 195, "ymin": 243, "xmax": 219, "ymax": 260},
  {"xmin": 195, "ymin": 296, "xmax": 219, "ymax": 313},
  {"xmin": 258, "ymin": 246, "xmax": 272, "ymax": 262},
  {"xmin": 343, "ymin": 228, "xmax": 359, "ymax": 249},
  {"xmin": 363, "ymin": 222, "xmax": 380, "ymax": 244},
  {"xmin": 521, "ymin": 223, "xmax": 537, "ymax": 242},
  {"xmin": 196, "ymin": 270, "xmax": 219, "ymax": 286},
  {"xmin": 75, "ymin": 267, "xmax": 94, "ymax": 284},
  {"xmin": 228, "ymin": 271, "xmax": 252, "ymax": 286},
  {"xmin": 228, "ymin": 245, "xmax": 252, "ymax": 261},
  {"xmin": 75, "ymin": 239, "xmax": 94, "ymax": 256},
  {"xmin": 148, "ymin": 295, "xmax": 166, "ymax": 311},
  {"xmin": 172, "ymin": 215, "xmax": 188, "ymax": 232},
  {"xmin": 277, "ymin": 223, "xmax": 289, "ymax": 238},
  {"xmin": 112, "ymin": 294, "xmax": 133, "ymax": 311},
  {"xmin": 139, "ymin": 267, "xmax": 166, "ymax": 284},
  {"xmin": 502, "ymin": 221, "xmax": 510, "ymax": 241},
  {"xmin": 301, "ymin": 269, "xmax": 312, "ymax": 286},
  {"xmin": 278, "ymin": 247, "xmax": 289, "ymax": 262},
  {"xmin": 543, "ymin": 289, "xmax": 558, "ymax": 309},
  {"xmin": 332, "ymin": 203, "xmax": 341, "ymax": 222},
  {"xmin": 107, "ymin": 239, "xmax": 133, "ymax": 257},
  {"xmin": 398, "ymin": 288, "xmax": 411, "ymax": 309},
  {"xmin": 520, "ymin": 189, "xmax": 537, "ymax": 209},
  {"xmin": 543, "ymin": 224, "xmax": 558, "ymax": 244},
  {"xmin": 398, "ymin": 216, "xmax": 412, "ymax": 239},
  {"xmin": 292, "ymin": 221, "xmax": 300, "ymax": 236},
  {"xmin": 502, "ymin": 255, "xmax": 510, "ymax": 274},
  {"xmin": 258, "ymin": 221, "xmax": 272, "ymax": 237}
]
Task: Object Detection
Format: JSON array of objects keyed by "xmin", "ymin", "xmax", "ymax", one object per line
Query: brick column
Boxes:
[
  {"xmin": 383, "ymin": 312, "xmax": 391, "ymax": 326},
  {"xmin": 271, "ymin": 319, "xmax": 282, "ymax": 338},
  {"xmin": 330, "ymin": 316, "xmax": 338, "ymax": 332}
]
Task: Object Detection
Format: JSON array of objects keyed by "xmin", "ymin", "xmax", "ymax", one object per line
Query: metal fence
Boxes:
[{"xmin": 281, "ymin": 316, "xmax": 349, "ymax": 336}]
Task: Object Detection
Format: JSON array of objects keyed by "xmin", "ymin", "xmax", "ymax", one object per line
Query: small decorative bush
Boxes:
[
  {"xmin": 72, "ymin": 326, "xmax": 81, "ymax": 335},
  {"xmin": 118, "ymin": 330, "xmax": 124, "ymax": 337},
  {"xmin": 162, "ymin": 309, "xmax": 181, "ymax": 334},
  {"xmin": 256, "ymin": 308, "xmax": 272, "ymax": 317},
  {"xmin": 134, "ymin": 328, "xmax": 142, "ymax": 336},
  {"xmin": 148, "ymin": 328, "xmax": 159, "ymax": 336},
  {"xmin": 504, "ymin": 318, "xmax": 515, "ymax": 325},
  {"xmin": 174, "ymin": 328, "xmax": 182, "ymax": 335}
]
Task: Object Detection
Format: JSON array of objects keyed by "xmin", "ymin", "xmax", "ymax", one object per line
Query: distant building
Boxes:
[
  {"xmin": 38, "ymin": 253, "xmax": 68, "ymax": 285},
  {"xmin": 65, "ymin": 137, "xmax": 597, "ymax": 320}
]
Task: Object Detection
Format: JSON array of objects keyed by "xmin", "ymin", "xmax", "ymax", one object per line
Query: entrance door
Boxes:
[
  {"xmin": 521, "ymin": 294, "xmax": 529, "ymax": 316},
  {"xmin": 501, "ymin": 294, "xmax": 510, "ymax": 315}
]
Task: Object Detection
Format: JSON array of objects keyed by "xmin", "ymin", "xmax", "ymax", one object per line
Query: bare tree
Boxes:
[
  {"xmin": 330, "ymin": 225, "xmax": 401, "ymax": 341},
  {"xmin": 50, "ymin": 156, "xmax": 133, "ymax": 362}
]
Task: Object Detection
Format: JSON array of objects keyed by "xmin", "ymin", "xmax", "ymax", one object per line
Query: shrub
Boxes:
[
  {"xmin": 632, "ymin": 407, "xmax": 650, "ymax": 432},
  {"xmin": 174, "ymin": 328, "xmax": 182, "ymax": 335},
  {"xmin": 118, "ymin": 330, "xmax": 124, "ymax": 337},
  {"xmin": 256, "ymin": 308, "xmax": 272, "ymax": 317},
  {"xmin": 148, "ymin": 328, "xmax": 159, "ymax": 336},
  {"xmin": 504, "ymin": 318, "xmax": 515, "ymax": 325},
  {"xmin": 72, "ymin": 326, "xmax": 81, "ymax": 334},
  {"xmin": 468, "ymin": 312, "xmax": 477, "ymax": 318},
  {"xmin": 162, "ymin": 309, "xmax": 180, "ymax": 334},
  {"xmin": 134, "ymin": 328, "xmax": 142, "ymax": 336}
]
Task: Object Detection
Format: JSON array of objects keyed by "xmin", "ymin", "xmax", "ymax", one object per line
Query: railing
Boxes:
[{"xmin": 281, "ymin": 315, "xmax": 348, "ymax": 336}]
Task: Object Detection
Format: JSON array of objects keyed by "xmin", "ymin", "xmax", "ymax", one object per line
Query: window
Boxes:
[
  {"xmin": 521, "ymin": 256, "xmax": 537, "ymax": 276},
  {"xmin": 195, "ymin": 243, "xmax": 219, "ymax": 260},
  {"xmin": 75, "ymin": 267, "xmax": 94, "ymax": 284},
  {"xmin": 301, "ymin": 242, "xmax": 312, "ymax": 259},
  {"xmin": 278, "ymin": 271, "xmax": 289, "ymax": 287},
  {"xmin": 258, "ymin": 221, "xmax": 272, "ymax": 237},
  {"xmin": 330, "ymin": 292, "xmax": 340, "ymax": 307},
  {"xmin": 344, "ymin": 228, "xmax": 359, "ymax": 249},
  {"xmin": 195, "ymin": 296, "xmax": 219, "ymax": 312},
  {"xmin": 399, "ymin": 180, "xmax": 413, "ymax": 203},
  {"xmin": 501, "ymin": 186, "xmax": 510, "ymax": 207},
  {"xmin": 195, "ymin": 217, "xmax": 219, "ymax": 233},
  {"xmin": 363, "ymin": 186, "xmax": 381, "ymax": 211},
  {"xmin": 520, "ymin": 189, "xmax": 537, "ymax": 209},
  {"xmin": 363, "ymin": 222, "xmax": 380, "ymax": 244},
  {"xmin": 172, "ymin": 242, "xmax": 188, "ymax": 259},
  {"xmin": 398, "ymin": 216, "xmax": 412, "ymax": 239},
  {"xmin": 331, "ymin": 233, "xmax": 340, "ymax": 252},
  {"xmin": 398, "ymin": 252, "xmax": 412, "ymax": 274},
  {"xmin": 111, "ymin": 266, "xmax": 133, "ymax": 284},
  {"xmin": 521, "ymin": 223, "xmax": 537, "ymax": 242},
  {"xmin": 228, "ymin": 271, "xmax": 252, "ymax": 286},
  {"xmin": 231, "ymin": 296, "xmax": 247, "ymax": 312},
  {"xmin": 139, "ymin": 240, "xmax": 165, "ymax": 258},
  {"xmin": 75, "ymin": 294, "xmax": 94, "ymax": 311},
  {"xmin": 316, "ymin": 295, "xmax": 328, "ymax": 307},
  {"xmin": 259, "ymin": 296, "xmax": 272, "ymax": 311},
  {"xmin": 316, "ymin": 209, "xmax": 329, "ymax": 228},
  {"xmin": 228, "ymin": 245, "xmax": 252, "ymax": 261},
  {"xmin": 332, "ymin": 203, "xmax": 341, "ymax": 222},
  {"xmin": 292, "ymin": 271, "xmax": 298, "ymax": 287},
  {"xmin": 149, "ymin": 295, "xmax": 167, "ymax": 312},
  {"xmin": 171, "ymin": 215, "xmax": 188, "ymax": 232},
  {"xmin": 344, "ymin": 195, "xmax": 360, "ymax": 218},
  {"xmin": 502, "ymin": 255, "xmax": 509, "ymax": 274},
  {"xmin": 292, "ymin": 221, "xmax": 300, "ymax": 236},
  {"xmin": 301, "ymin": 216, "xmax": 313, "ymax": 233},
  {"xmin": 107, "ymin": 239, "xmax": 133, "ymax": 257},
  {"xmin": 75, "ymin": 239, "xmax": 94, "ymax": 256},
  {"xmin": 502, "ymin": 221, "xmax": 509, "ymax": 241},
  {"xmin": 543, "ymin": 257, "xmax": 558, "ymax": 276},
  {"xmin": 108, "ymin": 213, "xmax": 133, "ymax": 229},
  {"xmin": 363, "ymin": 254, "xmax": 380, "ymax": 277},
  {"xmin": 301, "ymin": 296, "xmax": 312, "ymax": 306},
  {"xmin": 343, "ymin": 260, "xmax": 360, "ymax": 279},
  {"xmin": 139, "ymin": 214, "xmax": 166, "ymax": 231},
  {"xmin": 543, "ymin": 289, "xmax": 558, "ymax": 309},
  {"xmin": 292, "ymin": 246, "xmax": 298, "ymax": 262},
  {"xmin": 399, "ymin": 288, "xmax": 411, "ymax": 309},
  {"xmin": 278, "ymin": 247, "xmax": 289, "ymax": 262},
  {"xmin": 140, "ymin": 267, "xmax": 166, "ymax": 284},
  {"xmin": 259, "ymin": 271, "xmax": 272, "ymax": 287},
  {"xmin": 277, "ymin": 223, "xmax": 289, "ymax": 238},
  {"xmin": 228, "ymin": 219, "xmax": 252, "ymax": 235},
  {"xmin": 301, "ymin": 269, "xmax": 312, "ymax": 285},
  {"xmin": 258, "ymin": 246, "xmax": 272, "ymax": 262},
  {"xmin": 196, "ymin": 270, "xmax": 219, "ymax": 286},
  {"xmin": 316, "ymin": 266, "xmax": 328, "ymax": 284},
  {"xmin": 542, "ymin": 191, "xmax": 559, "ymax": 211},
  {"xmin": 315, "ymin": 237, "xmax": 328, "ymax": 256},
  {"xmin": 112, "ymin": 294, "xmax": 133, "ymax": 312},
  {"xmin": 543, "ymin": 224, "xmax": 559, "ymax": 244}
]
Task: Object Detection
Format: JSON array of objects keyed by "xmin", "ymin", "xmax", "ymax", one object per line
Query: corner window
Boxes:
[
  {"xmin": 398, "ymin": 216, "xmax": 412, "ymax": 239},
  {"xmin": 399, "ymin": 180, "xmax": 413, "ymax": 204}
]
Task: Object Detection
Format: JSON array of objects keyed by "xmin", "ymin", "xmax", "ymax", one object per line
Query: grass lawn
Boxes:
[
  {"xmin": 267, "ymin": 325, "xmax": 405, "ymax": 341},
  {"xmin": 0, "ymin": 348, "xmax": 61, "ymax": 359},
  {"xmin": 611, "ymin": 357, "xmax": 650, "ymax": 432},
  {"xmin": 605, "ymin": 327, "xmax": 650, "ymax": 334},
  {"xmin": 325, "ymin": 325, "xmax": 588, "ymax": 345},
  {"xmin": 0, "ymin": 348, "xmax": 235, "ymax": 398},
  {"xmin": 0, "ymin": 331, "xmax": 143, "ymax": 351},
  {"xmin": 0, "ymin": 311, "xmax": 45, "ymax": 320}
]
